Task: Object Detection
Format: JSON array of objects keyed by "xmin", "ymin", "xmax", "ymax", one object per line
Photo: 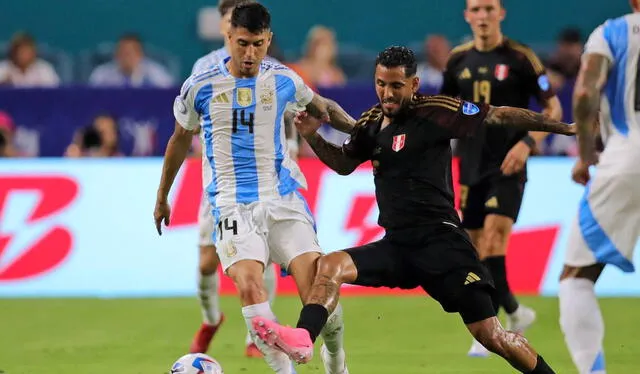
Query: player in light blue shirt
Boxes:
[
  {"xmin": 187, "ymin": 0, "xmax": 288, "ymax": 359},
  {"xmin": 155, "ymin": 3, "xmax": 352, "ymax": 373},
  {"xmin": 559, "ymin": 2, "xmax": 640, "ymax": 373}
]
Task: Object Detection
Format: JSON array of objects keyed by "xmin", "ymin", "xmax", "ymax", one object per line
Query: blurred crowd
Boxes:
[{"xmin": 0, "ymin": 22, "xmax": 585, "ymax": 158}]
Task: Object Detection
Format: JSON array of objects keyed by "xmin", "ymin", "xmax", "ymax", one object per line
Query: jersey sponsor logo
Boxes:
[
  {"xmin": 459, "ymin": 68, "xmax": 472, "ymax": 79},
  {"xmin": 485, "ymin": 196, "xmax": 499, "ymax": 208},
  {"xmin": 212, "ymin": 93, "xmax": 230, "ymax": 104},
  {"xmin": 478, "ymin": 66, "xmax": 489, "ymax": 74},
  {"xmin": 391, "ymin": 134, "xmax": 406, "ymax": 152},
  {"xmin": 236, "ymin": 88, "xmax": 253, "ymax": 107},
  {"xmin": 537, "ymin": 74, "xmax": 550, "ymax": 91},
  {"xmin": 462, "ymin": 102, "xmax": 480, "ymax": 116},
  {"xmin": 464, "ymin": 271, "xmax": 481, "ymax": 285},
  {"xmin": 494, "ymin": 64, "xmax": 509, "ymax": 81}
]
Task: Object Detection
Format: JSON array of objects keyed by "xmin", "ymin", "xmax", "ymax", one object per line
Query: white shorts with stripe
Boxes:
[
  {"xmin": 564, "ymin": 169, "xmax": 640, "ymax": 273},
  {"xmin": 211, "ymin": 191, "xmax": 320, "ymax": 273}
]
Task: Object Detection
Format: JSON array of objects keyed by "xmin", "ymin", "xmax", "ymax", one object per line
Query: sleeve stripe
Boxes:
[
  {"xmin": 424, "ymin": 95, "xmax": 462, "ymax": 108},
  {"xmin": 511, "ymin": 44, "xmax": 545, "ymax": 74},
  {"xmin": 416, "ymin": 102, "xmax": 460, "ymax": 112}
]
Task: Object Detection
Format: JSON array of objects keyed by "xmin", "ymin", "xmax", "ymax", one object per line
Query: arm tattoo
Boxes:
[
  {"xmin": 573, "ymin": 54, "xmax": 609, "ymax": 159},
  {"xmin": 484, "ymin": 106, "xmax": 574, "ymax": 136},
  {"xmin": 306, "ymin": 96, "xmax": 356, "ymax": 133},
  {"xmin": 306, "ymin": 132, "xmax": 360, "ymax": 175},
  {"xmin": 325, "ymin": 98, "xmax": 357, "ymax": 133}
]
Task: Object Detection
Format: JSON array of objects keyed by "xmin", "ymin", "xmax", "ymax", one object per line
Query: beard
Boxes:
[{"xmin": 380, "ymin": 97, "xmax": 410, "ymax": 118}]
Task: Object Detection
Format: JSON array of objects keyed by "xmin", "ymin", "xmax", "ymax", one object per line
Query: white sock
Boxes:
[
  {"xmin": 242, "ymin": 301, "xmax": 294, "ymax": 373},
  {"xmin": 320, "ymin": 303, "xmax": 345, "ymax": 354},
  {"xmin": 245, "ymin": 265, "xmax": 279, "ymax": 346},
  {"xmin": 198, "ymin": 272, "xmax": 221, "ymax": 326},
  {"xmin": 559, "ymin": 278, "xmax": 606, "ymax": 374}
]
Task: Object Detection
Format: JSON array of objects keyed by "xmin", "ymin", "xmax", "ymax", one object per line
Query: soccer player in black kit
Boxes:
[
  {"xmin": 441, "ymin": 0, "xmax": 564, "ymax": 356},
  {"xmin": 251, "ymin": 46, "xmax": 573, "ymax": 373}
]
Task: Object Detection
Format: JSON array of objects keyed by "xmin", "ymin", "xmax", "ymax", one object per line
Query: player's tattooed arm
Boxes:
[
  {"xmin": 304, "ymin": 132, "xmax": 361, "ymax": 175},
  {"xmin": 305, "ymin": 95, "xmax": 356, "ymax": 133},
  {"xmin": 573, "ymin": 53, "xmax": 610, "ymax": 163},
  {"xmin": 484, "ymin": 106, "xmax": 575, "ymax": 136}
]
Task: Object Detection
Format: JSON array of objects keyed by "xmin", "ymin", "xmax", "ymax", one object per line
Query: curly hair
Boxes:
[{"xmin": 375, "ymin": 46, "xmax": 417, "ymax": 77}]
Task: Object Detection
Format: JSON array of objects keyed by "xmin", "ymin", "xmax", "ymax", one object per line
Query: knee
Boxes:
[
  {"xmin": 316, "ymin": 252, "xmax": 352, "ymax": 285},
  {"xmin": 472, "ymin": 325, "xmax": 506, "ymax": 354},
  {"xmin": 199, "ymin": 245, "xmax": 220, "ymax": 275}
]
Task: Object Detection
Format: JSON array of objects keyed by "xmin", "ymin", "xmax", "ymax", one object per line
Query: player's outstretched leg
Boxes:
[
  {"xmin": 231, "ymin": 259, "xmax": 295, "ymax": 373},
  {"xmin": 244, "ymin": 263, "xmax": 278, "ymax": 358},
  {"xmin": 462, "ymin": 287, "xmax": 555, "ymax": 373},
  {"xmin": 253, "ymin": 251, "xmax": 355, "ymax": 368},
  {"xmin": 190, "ymin": 245, "xmax": 225, "ymax": 353},
  {"xmin": 559, "ymin": 264, "xmax": 606, "ymax": 374}
]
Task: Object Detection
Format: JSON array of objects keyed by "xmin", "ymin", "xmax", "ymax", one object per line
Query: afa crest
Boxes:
[{"xmin": 236, "ymin": 88, "xmax": 253, "ymax": 107}]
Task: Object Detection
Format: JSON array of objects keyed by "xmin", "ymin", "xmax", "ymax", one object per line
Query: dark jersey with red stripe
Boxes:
[{"xmin": 441, "ymin": 38, "xmax": 554, "ymax": 184}]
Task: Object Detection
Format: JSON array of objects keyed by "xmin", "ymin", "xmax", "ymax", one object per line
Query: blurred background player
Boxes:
[
  {"xmin": 188, "ymin": 0, "xmax": 286, "ymax": 358},
  {"xmin": 155, "ymin": 4, "xmax": 352, "ymax": 373},
  {"xmin": 559, "ymin": 2, "xmax": 640, "ymax": 373},
  {"xmin": 440, "ymin": 0, "xmax": 563, "ymax": 356}
]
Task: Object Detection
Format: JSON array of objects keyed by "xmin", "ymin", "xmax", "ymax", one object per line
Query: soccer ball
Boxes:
[{"xmin": 169, "ymin": 353, "xmax": 224, "ymax": 374}]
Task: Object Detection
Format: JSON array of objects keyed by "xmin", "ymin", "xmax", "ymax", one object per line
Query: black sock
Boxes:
[
  {"xmin": 296, "ymin": 304, "xmax": 329, "ymax": 343},
  {"xmin": 484, "ymin": 256, "xmax": 519, "ymax": 314},
  {"xmin": 526, "ymin": 355, "xmax": 555, "ymax": 373}
]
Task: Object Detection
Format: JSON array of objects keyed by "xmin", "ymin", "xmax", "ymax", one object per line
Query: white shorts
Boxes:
[
  {"xmin": 565, "ymin": 170, "xmax": 640, "ymax": 273},
  {"xmin": 212, "ymin": 192, "xmax": 321, "ymax": 273},
  {"xmin": 198, "ymin": 194, "xmax": 216, "ymax": 247}
]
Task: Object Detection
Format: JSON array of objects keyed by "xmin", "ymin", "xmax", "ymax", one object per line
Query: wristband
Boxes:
[{"xmin": 521, "ymin": 135, "xmax": 536, "ymax": 150}]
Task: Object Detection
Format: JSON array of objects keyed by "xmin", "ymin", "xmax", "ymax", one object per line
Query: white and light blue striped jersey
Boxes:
[
  {"xmin": 584, "ymin": 13, "xmax": 640, "ymax": 147},
  {"xmin": 174, "ymin": 57, "xmax": 314, "ymax": 207},
  {"xmin": 192, "ymin": 47, "xmax": 280, "ymax": 75}
]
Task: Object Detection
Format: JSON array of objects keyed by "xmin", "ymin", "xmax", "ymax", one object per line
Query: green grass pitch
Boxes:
[{"xmin": 1, "ymin": 296, "xmax": 638, "ymax": 373}]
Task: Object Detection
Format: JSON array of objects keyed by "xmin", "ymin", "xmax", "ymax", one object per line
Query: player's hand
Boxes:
[
  {"xmin": 294, "ymin": 111, "xmax": 323, "ymax": 139},
  {"xmin": 501, "ymin": 141, "xmax": 531, "ymax": 176},
  {"xmin": 571, "ymin": 159, "xmax": 591, "ymax": 186},
  {"xmin": 154, "ymin": 199, "xmax": 171, "ymax": 235}
]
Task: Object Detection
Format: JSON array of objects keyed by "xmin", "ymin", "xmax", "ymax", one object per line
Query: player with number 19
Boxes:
[{"xmin": 154, "ymin": 3, "xmax": 354, "ymax": 374}]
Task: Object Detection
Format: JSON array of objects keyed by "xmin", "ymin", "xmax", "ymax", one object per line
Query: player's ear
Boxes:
[
  {"xmin": 411, "ymin": 76, "xmax": 420, "ymax": 93},
  {"xmin": 463, "ymin": 9, "xmax": 471, "ymax": 24},
  {"xmin": 267, "ymin": 31, "xmax": 273, "ymax": 47},
  {"xmin": 498, "ymin": 7, "xmax": 506, "ymax": 22}
]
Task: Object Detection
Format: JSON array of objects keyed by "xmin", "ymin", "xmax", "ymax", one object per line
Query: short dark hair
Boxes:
[
  {"xmin": 218, "ymin": 0, "xmax": 254, "ymax": 17},
  {"xmin": 375, "ymin": 46, "xmax": 418, "ymax": 77},
  {"xmin": 8, "ymin": 32, "xmax": 36, "ymax": 62},
  {"xmin": 231, "ymin": 3, "xmax": 271, "ymax": 34},
  {"xmin": 558, "ymin": 27, "xmax": 582, "ymax": 44}
]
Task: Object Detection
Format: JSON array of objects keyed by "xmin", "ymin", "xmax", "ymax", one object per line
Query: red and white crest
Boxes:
[
  {"xmin": 392, "ymin": 134, "xmax": 406, "ymax": 152},
  {"xmin": 494, "ymin": 64, "xmax": 509, "ymax": 81}
]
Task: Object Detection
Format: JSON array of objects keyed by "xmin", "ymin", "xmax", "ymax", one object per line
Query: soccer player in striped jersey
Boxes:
[
  {"xmin": 559, "ymin": 3, "xmax": 640, "ymax": 373},
  {"xmin": 188, "ymin": 0, "xmax": 286, "ymax": 358},
  {"xmin": 154, "ymin": 3, "xmax": 351, "ymax": 373}
]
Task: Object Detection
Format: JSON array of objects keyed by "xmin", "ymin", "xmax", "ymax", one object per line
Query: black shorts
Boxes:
[
  {"xmin": 459, "ymin": 175, "xmax": 525, "ymax": 230},
  {"xmin": 344, "ymin": 224, "xmax": 496, "ymax": 324}
]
